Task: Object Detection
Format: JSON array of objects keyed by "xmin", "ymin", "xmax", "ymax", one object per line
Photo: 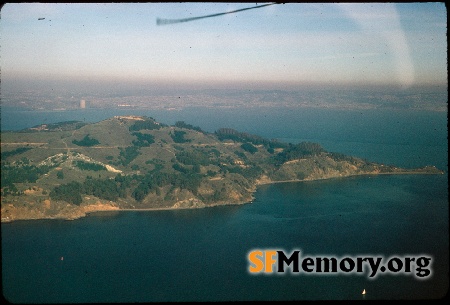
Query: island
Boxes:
[{"xmin": 1, "ymin": 115, "xmax": 443, "ymax": 222}]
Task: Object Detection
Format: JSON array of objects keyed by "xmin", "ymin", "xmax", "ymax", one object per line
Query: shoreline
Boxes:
[
  {"xmin": 74, "ymin": 169, "xmax": 448, "ymax": 218},
  {"xmin": 88, "ymin": 201, "xmax": 249, "ymax": 214},
  {"xmin": 1, "ymin": 169, "xmax": 444, "ymax": 223},
  {"xmin": 255, "ymin": 169, "xmax": 445, "ymax": 186}
]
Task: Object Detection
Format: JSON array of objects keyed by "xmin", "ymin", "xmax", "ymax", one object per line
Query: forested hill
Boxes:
[{"xmin": 1, "ymin": 115, "xmax": 443, "ymax": 222}]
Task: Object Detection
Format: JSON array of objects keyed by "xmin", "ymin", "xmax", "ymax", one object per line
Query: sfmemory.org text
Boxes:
[{"xmin": 247, "ymin": 249, "xmax": 432, "ymax": 279}]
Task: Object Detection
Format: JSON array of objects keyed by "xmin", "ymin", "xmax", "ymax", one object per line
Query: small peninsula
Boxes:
[{"xmin": 1, "ymin": 115, "xmax": 443, "ymax": 222}]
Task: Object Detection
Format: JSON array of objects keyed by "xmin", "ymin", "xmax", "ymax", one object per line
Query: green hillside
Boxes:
[{"xmin": 1, "ymin": 115, "xmax": 443, "ymax": 221}]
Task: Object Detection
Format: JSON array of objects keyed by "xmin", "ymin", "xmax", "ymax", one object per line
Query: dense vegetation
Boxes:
[
  {"xmin": 240, "ymin": 143, "xmax": 258, "ymax": 154},
  {"xmin": 1, "ymin": 159, "xmax": 52, "ymax": 196},
  {"xmin": 175, "ymin": 150, "xmax": 210, "ymax": 166},
  {"xmin": 73, "ymin": 160, "xmax": 106, "ymax": 171},
  {"xmin": 175, "ymin": 121, "xmax": 204, "ymax": 133},
  {"xmin": 116, "ymin": 146, "xmax": 141, "ymax": 166},
  {"xmin": 170, "ymin": 130, "xmax": 191, "ymax": 143},
  {"xmin": 1, "ymin": 160, "xmax": 51, "ymax": 185},
  {"xmin": 273, "ymin": 142, "xmax": 325, "ymax": 164},
  {"xmin": 50, "ymin": 176, "xmax": 129, "ymax": 205},
  {"xmin": 216, "ymin": 128, "xmax": 286, "ymax": 149},
  {"xmin": 132, "ymin": 132, "xmax": 155, "ymax": 147},
  {"xmin": 72, "ymin": 134, "xmax": 100, "ymax": 147},
  {"xmin": 132, "ymin": 171, "xmax": 202, "ymax": 202},
  {"xmin": 49, "ymin": 181, "xmax": 84, "ymax": 205},
  {"xmin": 129, "ymin": 118, "xmax": 162, "ymax": 131},
  {"xmin": 49, "ymin": 167, "xmax": 205, "ymax": 204},
  {"xmin": 1, "ymin": 147, "xmax": 32, "ymax": 159},
  {"xmin": 57, "ymin": 170, "xmax": 64, "ymax": 179}
]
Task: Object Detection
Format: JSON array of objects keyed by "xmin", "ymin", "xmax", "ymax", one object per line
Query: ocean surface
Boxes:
[{"xmin": 1, "ymin": 107, "xmax": 448, "ymax": 302}]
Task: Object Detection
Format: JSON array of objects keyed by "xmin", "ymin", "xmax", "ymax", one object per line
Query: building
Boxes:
[{"xmin": 80, "ymin": 99, "xmax": 86, "ymax": 109}]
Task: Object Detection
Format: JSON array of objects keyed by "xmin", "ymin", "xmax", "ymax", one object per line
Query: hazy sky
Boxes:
[{"xmin": 1, "ymin": 2, "xmax": 447, "ymax": 89}]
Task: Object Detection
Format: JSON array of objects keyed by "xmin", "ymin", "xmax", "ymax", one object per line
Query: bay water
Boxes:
[{"xmin": 1, "ymin": 106, "xmax": 448, "ymax": 302}]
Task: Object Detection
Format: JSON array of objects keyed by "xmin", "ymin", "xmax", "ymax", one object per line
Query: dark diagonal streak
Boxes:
[{"xmin": 157, "ymin": 2, "xmax": 278, "ymax": 25}]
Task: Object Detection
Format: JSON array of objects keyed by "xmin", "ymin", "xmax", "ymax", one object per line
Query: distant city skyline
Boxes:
[{"xmin": 1, "ymin": 3, "xmax": 447, "ymax": 90}]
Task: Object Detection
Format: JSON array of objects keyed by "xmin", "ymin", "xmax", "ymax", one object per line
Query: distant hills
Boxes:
[
  {"xmin": 2, "ymin": 86, "xmax": 447, "ymax": 112},
  {"xmin": 1, "ymin": 115, "xmax": 443, "ymax": 222}
]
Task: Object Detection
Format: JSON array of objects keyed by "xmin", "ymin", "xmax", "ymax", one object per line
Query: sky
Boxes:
[{"xmin": 1, "ymin": 2, "xmax": 447, "ymax": 90}]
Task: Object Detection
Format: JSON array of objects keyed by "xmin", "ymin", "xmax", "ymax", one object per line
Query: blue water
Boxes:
[
  {"xmin": 1, "ymin": 107, "xmax": 448, "ymax": 302},
  {"xmin": 1, "ymin": 106, "xmax": 447, "ymax": 169}
]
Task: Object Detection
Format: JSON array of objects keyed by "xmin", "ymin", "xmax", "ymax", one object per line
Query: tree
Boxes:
[
  {"xmin": 274, "ymin": 142, "xmax": 325, "ymax": 164},
  {"xmin": 193, "ymin": 164, "xmax": 201, "ymax": 173},
  {"xmin": 132, "ymin": 132, "xmax": 155, "ymax": 147},
  {"xmin": 241, "ymin": 143, "xmax": 258, "ymax": 154},
  {"xmin": 170, "ymin": 130, "xmax": 191, "ymax": 143},
  {"xmin": 72, "ymin": 134, "xmax": 100, "ymax": 147},
  {"xmin": 57, "ymin": 170, "xmax": 64, "ymax": 179},
  {"xmin": 117, "ymin": 146, "xmax": 140, "ymax": 166},
  {"xmin": 50, "ymin": 181, "xmax": 83, "ymax": 205},
  {"xmin": 175, "ymin": 121, "xmax": 204, "ymax": 133}
]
